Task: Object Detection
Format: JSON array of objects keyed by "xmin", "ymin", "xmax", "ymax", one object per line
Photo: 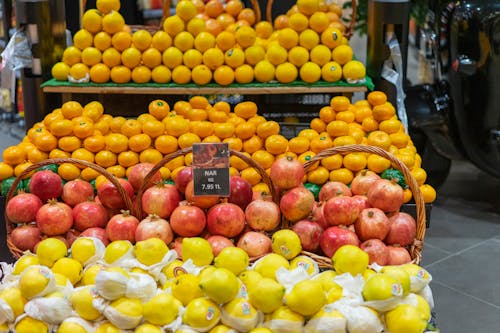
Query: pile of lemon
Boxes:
[
  {"xmin": 51, "ymin": 0, "xmax": 366, "ymax": 85},
  {"xmin": 0, "ymin": 91, "xmax": 436, "ymax": 203},
  {"xmin": 2, "ymin": 234, "xmax": 434, "ymax": 333}
]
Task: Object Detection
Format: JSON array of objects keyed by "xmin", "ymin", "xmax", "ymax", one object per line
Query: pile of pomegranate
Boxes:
[{"xmin": 7, "ymin": 156, "xmax": 418, "ymax": 264}]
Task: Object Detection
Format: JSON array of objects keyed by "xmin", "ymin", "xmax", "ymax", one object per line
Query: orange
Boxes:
[
  {"xmin": 105, "ymin": 133, "xmax": 129, "ymax": 153},
  {"xmin": 61, "ymin": 101, "xmax": 83, "ymax": 120},
  {"xmin": 256, "ymin": 121, "xmax": 279, "ymax": 139},
  {"xmin": 221, "ymin": 137, "xmax": 241, "ymax": 151},
  {"xmin": 152, "ymin": 30, "xmax": 172, "ymax": 51},
  {"xmin": 80, "ymin": 167, "xmax": 100, "ymax": 181},
  {"xmin": 73, "ymin": 29, "xmax": 93, "ymax": 50},
  {"xmin": 342, "ymin": 153, "xmax": 367, "ymax": 172},
  {"xmin": 51, "ymin": 62, "xmax": 70, "ymax": 81},
  {"xmin": 241, "ymin": 167, "xmax": 261, "ymax": 186},
  {"xmin": 320, "ymin": 153, "xmax": 343, "ymax": 170},
  {"xmin": 366, "ymin": 154, "xmax": 390, "ymax": 173},
  {"xmin": 309, "ymin": 12, "xmax": 329, "ymax": 33},
  {"xmin": 83, "ymin": 101, "xmax": 104, "ymax": 122},
  {"xmin": 26, "ymin": 148, "xmax": 49, "ymax": 163},
  {"xmin": 330, "ymin": 95, "xmax": 351, "ymax": 111},
  {"xmin": 367, "ymin": 131, "xmax": 392, "ymax": 150},
  {"xmin": 254, "ymin": 60, "xmax": 275, "ymax": 83},
  {"xmin": 251, "ymin": 150, "xmax": 274, "ymax": 170},
  {"xmin": 128, "ymin": 133, "xmax": 152, "ymax": 152},
  {"xmin": 379, "ymin": 118, "xmax": 402, "ymax": 134},
  {"xmin": 95, "ymin": 150, "xmax": 117, "ymax": 168},
  {"xmin": 234, "ymin": 64, "xmax": 254, "ymax": 84},
  {"xmin": 121, "ymin": 47, "xmax": 141, "ymax": 69},
  {"xmin": 297, "ymin": 0, "xmax": 319, "ymax": 15},
  {"xmin": 361, "ymin": 117, "xmax": 379, "ymax": 132},
  {"xmin": 247, "ymin": 115, "xmax": 266, "ymax": 127},
  {"xmin": 111, "ymin": 31, "xmax": 132, "ymax": 51},
  {"xmin": 187, "ymin": 17, "xmax": 206, "ymax": 36},
  {"xmin": 109, "ymin": 116, "xmax": 127, "ymax": 133},
  {"xmin": 273, "ymin": 14, "xmax": 289, "ymax": 30},
  {"xmin": 162, "ymin": 47, "xmax": 183, "ymax": 70},
  {"xmin": 299, "ymin": 29, "xmax": 320, "ymax": 51},
  {"xmin": 226, "ymin": 0, "xmax": 243, "ymax": 17},
  {"xmin": 89, "ymin": 63, "xmax": 110, "ymax": 83},
  {"xmin": 205, "ymin": 0, "xmax": 224, "ymax": 18},
  {"xmin": 121, "ymin": 119, "xmax": 142, "ymax": 137},
  {"xmin": 131, "ymin": 65, "xmax": 152, "ymax": 83},
  {"xmin": 372, "ymin": 102, "xmax": 396, "ymax": 121},
  {"xmin": 244, "ymin": 45, "xmax": 265, "ymax": 66},
  {"xmin": 331, "ymin": 44, "xmax": 353, "ymax": 65},
  {"xmin": 202, "ymin": 47, "xmax": 225, "ymax": 71},
  {"xmin": 58, "ymin": 135, "xmax": 81, "ymax": 152},
  {"xmin": 174, "ymin": 31, "xmax": 195, "ymax": 52},
  {"xmin": 181, "ymin": 49, "xmax": 202, "ymax": 69},
  {"xmin": 190, "ymin": 121, "xmax": 214, "ymax": 138},
  {"xmin": 71, "ymin": 147, "xmax": 95, "ymax": 165},
  {"xmin": 227, "ymin": 114, "xmax": 246, "ymax": 127},
  {"xmin": 205, "ymin": 18, "xmax": 223, "ymax": 36},
  {"xmin": 155, "ymin": 135, "xmax": 178, "ymax": 154},
  {"xmin": 309, "ymin": 135, "xmax": 332, "ymax": 153},
  {"xmin": 321, "ymin": 61, "xmax": 342, "ymax": 82},
  {"xmin": 110, "ymin": 65, "xmax": 131, "ymax": 83},
  {"xmin": 165, "ymin": 155, "xmax": 185, "ymax": 172},
  {"xmin": 242, "ymin": 135, "xmax": 263, "ymax": 154},
  {"xmin": 215, "ymin": 31, "xmax": 236, "ymax": 52},
  {"xmin": 213, "ymin": 122, "xmax": 235, "ymax": 139},
  {"xmin": 50, "ymin": 118, "xmax": 74, "ymax": 137},
  {"xmin": 307, "ymin": 166, "xmax": 329, "ymax": 185},
  {"xmin": 224, "ymin": 48, "xmax": 245, "ymax": 69},
  {"xmin": 164, "ymin": 115, "xmax": 190, "ymax": 137},
  {"xmin": 329, "ymin": 168, "xmax": 353, "ymax": 184},
  {"xmin": 117, "ymin": 151, "xmax": 139, "ymax": 168},
  {"xmin": 354, "ymin": 105, "xmax": 373, "ymax": 123},
  {"xmin": 151, "ymin": 65, "xmax": 172, "ymax": 83},
  {"xmin": 177, "ymin": 0, "xmax": 197, "ymax": 21},
  {"xmin": 141, "ymin": 48, "xmax": 162, "ymax": 69},
  {"xmin": 186, "ymin": 108, "xmax": 208, "ymax": 121},
  {"xmin": 139, "ymin": 148, "xmax": 163, "ymax": 164},
  {"xmin": 203, "ymin": 135, "xmax": 222, "ymax": 143},
  {"xmin": 318, "ymin": 106, "xmax": 335, "ymax": 123},
  {"xmin": 237, "ymin": 8, "xmax": 256, "ymax": 25},
  {"xmin": 321, "ymin": 27, "xmax": 343, "ymax": 49},
  {"xmin": 288, "ymin": 13, "xmax": 309, "ymax": 32},
  {"xmin": 173, "ymin": 101, "xmax": 192, "ymax": 117},
  {"xmin": 83, "ymin": 134, "xmax": 106, "ymax": 153},
  {"xmin": 93, "ymin": 31, "xmax": 112, "ymax": 51},
  {"xmin": 81, "ymin": 9, "xmax": 102, "ymax": 34},
  {"xmin": 278, "ymin": 28, "xmax": 299, "ymax": 50},
  {"xmin": 194, "ymin": 32, "xmax": 216, "ymax": 53},
  {"xmin": 411, "ymin": 167, "xmax": 427, "ymax": 186},
  {"xmin": 234, "ymin": 26, "xmax": 256, "ymax": 49},
  {"xmin": 148, "ymin": 99, "xmax": 170, "ymax": 121},
  {"xmin": 332, "ymin": 135, "xmax": 356, "ymax": 147},
  {"xmin": 234, "ymin": 122, "xmax": 256, "ymax": 140},
  {"xmin": 342, "ymin": 60, "xmax": 366, "ymax": 81},
  {"xmin": 73, "ymin": 118, "xmax": 94, "ymax": 139},
  {"xmin": 69, "ymin": 63, "xmax": 90, "ymax": 80},
  {"xmin": 217, "ymin": 13, "xmax": 235, "ymax": 30},
  {"xmin": 232, "ymin": 101, "xmax": 256, "ymax": 119},
  {"xmin": 33, "ymin": 132, "xmax": 57, "ymax": 152},
  {"xmin": 172, "ymin": 65, "xmax": 192, "ymax": 84},
  {"xmin": 96, "ymin": 0, "xmax": 120, "ymax": 13},
  {"xmin": 62, "ymin": 46, "xmax": 82, "ymax": 66},
  {"xmin": 102, "ymin": 48, "xmax": 121, "ymax": 68},
  {"xmin": 389, "ymin": 132, "xmax": 410, "ymax": 149},
  {"xmin": 298, "ymin": 151, "xmax": 318, "ymax": 170},
  {"xmin": 266, "ymin": 44, "xmax": 288, "ymax": 66},
  {"xmin": 367, "ymin": 91, "xmax": 388, "ymax": 106},
  {"xmin": 310, "ymin": 117, "xmax": 326, "ymax": 133},
  {"xmin": 288, "ymin": 136, "xmax": 310, "ymax": 154},
  {"xmin": 264, "ymin": 134, "xmax": 288, "ymax": 155},
  {"xmin": 419, "ymin": 184, "xmax": 436, "ymax": 203},
  {"xmin": 94, "ymin": 115, "xmax": 112, "ymax": 135},
  {"xmin": 178, "ymin": 132, "xmax": 201, "ymax": 149},
  {"xmin": 335, "ymin": 110, "xmax": 355, "ymax": 123},
  {"xmin": 49, "ymin": 149, "xmax": 71, "ymax": 159},
  {"xmin": 102, "ymin": 11, "xmax": 125, "ymax": 34},
  {"xmin": 255, "ymin": 21, "xmax": 273, "ymax": 39},
  {"xmin": 2, "ymin": 145, "xmax": 26, "ymax": 165},
  {"xmin": 141, "ymin": 120, "xmax": 164, "ymax": 140},
  {"xmin": 213, "ymin": 65, "xmax": 235, "ymax": 86},
  {"xmin": 299, "ymin": 61, "xmax": 321, "ymax": 83},
  {"xmin": 106, "ymin": 165, "xmax": 126, "ymax": 178},
  {"xmin": 163, "ymin": 15, "xmax": 186, "ymax": 37},
  {"xmin": 230, "ymin": 154, "xmax": 249, "ymax": 170},
  {"xmin": 0, "ymin": 162, "xmax": 14, "ymax": 180},
  {"xmin": 190, "ymin": 64, "xmax": 212, "ymax": 85},
  {"xmin": 58, "ymin": 163, "xmax": 81, "ymax": 180}
]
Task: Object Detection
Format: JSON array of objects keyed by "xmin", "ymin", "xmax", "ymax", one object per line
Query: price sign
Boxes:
[{"xmin": 192, "ymin": 143, "xmax": 230, "ymax": 196}]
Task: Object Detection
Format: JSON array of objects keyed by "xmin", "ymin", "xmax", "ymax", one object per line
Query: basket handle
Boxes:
[
  {"xmin": 5, "ymin": 158, "xmax": 135, "ymax": 258},
  {"xmin": 303, "ymin": 144, "xmax": 426, "ymax": 264},
  {"xmin": 134, "ymin": 147, "xmax": 279, "ymax": 218},
  {"xmin": 250, "ymin": 0, "xmax": 262, "ymax": 23}
]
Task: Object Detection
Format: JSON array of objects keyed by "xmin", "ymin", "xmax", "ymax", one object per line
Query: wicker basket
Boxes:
[
  {"xmin": 5, "ymin": 158, "xmax": 134, "ymax": 259},
  {"xmin": 300, "ymin": 144, "xmax": 427, "ymax": 267},
  {"xmin": 133, "ymin": 146, "xmax": 279, "ymax": 219},
  {"xmin": 265, "ymin": 0, "xmax": 357, "ymax": 39}
]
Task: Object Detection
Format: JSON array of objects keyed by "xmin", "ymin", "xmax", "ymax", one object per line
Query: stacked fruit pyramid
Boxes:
[{"xmin": 50, "ymin": 0, "xmax": 367, "ymax": 85}]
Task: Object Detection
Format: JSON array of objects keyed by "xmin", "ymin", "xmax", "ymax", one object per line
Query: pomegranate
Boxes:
[
  {"xmin": 351, "ymin": 195, "xmax": 371, "ymax": 211},
  {"xmin": 65, "ymin": 229, "xmax": 81, "ymax": 247},
  {"xmin": 280, "ymin": 186, "xmax": 315, "ymax": 222},
  {"xmin": 318, "ymin": 181, "xmax": 352, "ymax": 202},
  {"xmin": 311, "ymin": 202, "xmax": 328, "ymax": 229},
  {"xmin": 6, "ymin": 193, "xmax": 43, "ymax": 224},
  {"xmin": 128, "ymin": 162, "xmax": 162, "ymax": 193},
  {"xmin": 360, "ymin": 239, "xmax": 389, "ymax": 265},
  {"xmin": 72, "ymin": 201, "xmax": 108, "ymax": 231},
  {"xmin": 185, "ymin": 180, "xmax": 220, "ymax": 209},
  {"xmin": 384, "ymin": 212, "xmax": 417, "ymax": 246},
  {"xmin": 10, "ymin": 225, "xmax": 41, "ymax": 252},
  {"xmin": 270, "ymin": 156, "xmax": 304, "ymax": 191},
  {"xmin": 141, "ymin": 183, "xmax": 181, "ymax": 219},
  {"xmin": 61, "ymin": 179, "xmax": 94, "ymax": 206},
  {"xmin": 354, "ymin": 208, "xmax": 390, "ymax": 241},
  {"xmin": 323, "ymin": 196, "xmax": 360, "ymax": 226},
  {"xmin": 228, "ymin": 176, "xmax": 253, "ymax": 210},
  {"xmin": 97, "ymin": 178, "xmax": 135, "ymax": 210},
  {"xmin": 206, "ymin": 203, "xmax": 246, "ymax": 238},
  {"xmin": 245, "ymin": 199, "xmax": 281, "ymax": 231},
  {"xmin": 387, "ymin": 246, "xmax": 412, "ymax": 265},
  {"xmin": 320, "ymin": 226, "xmax": 360, "ymax": 257},
  {"xmin": 29, "ymin": 170, "xmax": 63, "ymax": 202},
  {"xmin": 350, "ymin": 170, "xmax": 381, "ymax": 196},
  {"xmin": 105, "ymin": 211, "xmax": 140, "ymax": 242},
  {"xmin": 367, "ymin": 179, "xmax": 404, "ymax": 212},
  {"xmin": 173, "ymin": 237, "xmax": 183, "ymax": 258},
  {"xmin": 174, "ymin": 166, "xmax": 193, "ymax": 194},
  {"xmin": 80, "ymin": 227, "xmax": 109, "ymax": 246},
  {"xmin": 237, "ymin": 231, "xmax": 272, "ymax": 257},
  {"xmin": 291, "ymin": 219, "xmax": 323, "ymax": 252},
  {"xmin": 170, "ymin": 205, "xmax": 207, "ymax": 237},
  {"xmin": 36, "ymin": 200, "xmax": 73, "ymax": 236},
  {"xmin": 135, "ymin": 214, "xmax": 174, "ymax": 244},
  {"xmin": 207, "ymin": 235, "xmax": 234, "ymax": 256}
]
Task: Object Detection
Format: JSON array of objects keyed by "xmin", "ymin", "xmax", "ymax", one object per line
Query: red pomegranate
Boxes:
[
  {"xmin": 384, "ymin": 212, "xmax": 417, "ymax": 246},
  {"xmin": 170, "ymin": 205, "xmax": 207, "ymax": 237},
  {"xmin": 354, "ymin": 208, "xmax": 390, "ymax": 241},
  {"xmin": 270, "ymin": 156, "xmax": 305, "ymax": 191},
  {"xmin": 360, "ymin": 239, "xmax": 389, "ymax": 265},
  {"xmin": 237, "ymin": 231, "xmax": 272, "ymax": 258},
  {"xmin": 387, "ymin": 246, "xmax": 412, "ymax": 265},
  {"xmin": 128, "ymin": 162, "xmax": 162, "ymax": 193},
  {"xmin": 174, "ymin": 166, "xmax": 193, "ymax": 194},
  {"xmin": 228, "ymin": 176, "xmax": 253, "ymax": 210},
  {"xmin": 291, "ymin": 219, "xmax": 323, "ymax": 252},
  {"xmin": 80, "ymin": 227, "xmax": 109, "ymax": 246},
  {"xmin": 323, "ymin": 196, "xmax": 360, "ymax": 226},
  {"xmin": 29, "ymin": 170, "xmax": 63, "ymax": 202},
  {"xmin": 141, "ymin": 183, "xmax": 181, "ymax": 219},
  {"xmin": 318, "ymin": 181, "xmax": 352, "ymax": 202},
  {"xmin": 135, "ymin": 214, "xmax": 174, "ymax": 244},
  {"xmin": 207, "ymin": 235, "xmax": 234, "ymax": 256},
  {"xmin": 245, "ymin": 199, "xmax": 281, "ymax": 231},
  {"xmin": 105, "ymin": 211, "xmax": 140, "ymax": 242},
  {"xmin": 97, "ymin": 178, "xmax": 135, "ymax": 210},
  {"xmin": 36, "ymin": 199, "xmax": 73, "ymax": 236},
  {"xmin": 6, "ymin": 193, "xmax": 43, "ymax": 224},
  {"xmin": 320, "ymin": 226, "xmax": 360, "ymax": 257},
  {"xmin": 72, "ymin": 201, "xmax": 108, "ymax": 231},
  {"xmin": 206, "ymin": 203, "xmax": 246, "ymax": 238},
  {"xmin": 367, "ymin": 179, "xmax": 404, "ymax": 212},
  {"xmin": 280, "ymin": 186, "xmax": 315, "ymax": 222},
  {"xmin": 61, "ymin": 179, "xmax": 95, "ymax": 207},
  {"xmin": 10, "ymin": 225, "xmax": 41, "ymax": 252},
  {"xmin": 350, "ymin": 170, "xmax": 381, "ymax": 196}
]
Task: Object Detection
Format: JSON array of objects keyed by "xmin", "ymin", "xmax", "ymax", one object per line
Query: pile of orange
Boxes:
[
  {"xmin": 51, "ymin": 0, "xmax": 366, "ymax": 85},
  {"xmin": 0, "ymin": 91, "xmax": 436, "ymax": 203}
]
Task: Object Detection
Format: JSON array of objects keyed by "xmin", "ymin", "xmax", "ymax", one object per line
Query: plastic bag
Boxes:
[
  {"xmin": 95, "ymin": 269, "xmax": 129, "ymax": 300},
  {"xmin": 128, "ymin": 249, "xmax": 178, "ymax": 282},
  {"xmin": 220, "ymin": 299, "xmax": 263, "ymax": 332},
  {"xmin": 125, "ymin": 272, "xmax": 158, "ymax": 302},
  {"xmin": 304, "ymin": 304, "xmax": 347, "ymax": 333},
  {"xmin": 0, "ymin": 30, "xmax": 32, "ymax": 71},
  {"xmin": 58, "ymin": 316, "xmax": 95, "ymax": 333},
  {"xmin": 71, "ymin": 237, "xmax": 106, "ymax": 267},
  {"xmin": 276, "ymin": 266, "xmax": 309, "ymax": 292},
  {"xmin": 24, "ymin": 297, "xmax": 73, "ymax": 324},
  {"xmin": 0, "ymin": 300, "xmax": 13, "ymax": 325},
  {"xmin": 332, "ymin": 302, "xmax": 383, "ymax": 333},
  {"xmin": 333, "ymin": 273, "xmax": 365, "ymax": 305}
]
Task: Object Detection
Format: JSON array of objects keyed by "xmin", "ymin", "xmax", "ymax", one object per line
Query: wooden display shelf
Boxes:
[{"xmin": 41, "ymin": 78, "xmax": 373, "ymax": 102}]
